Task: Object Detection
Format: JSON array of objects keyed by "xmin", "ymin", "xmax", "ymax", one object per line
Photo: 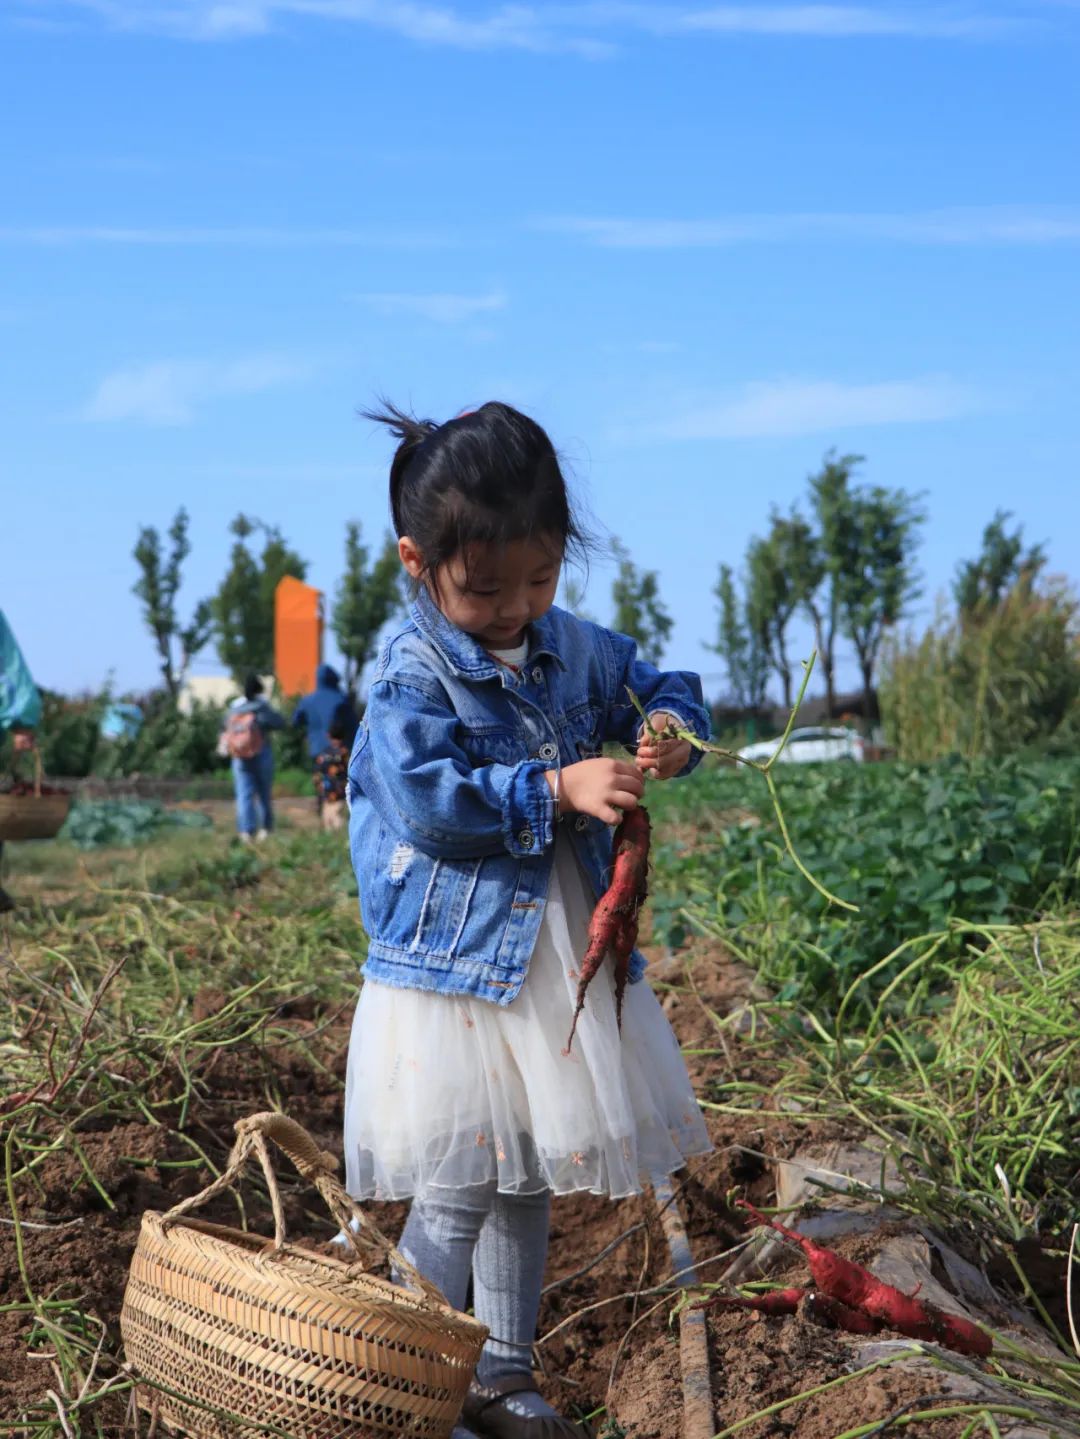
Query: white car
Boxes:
[{"xmin": 737, "ymin": 726, "xmax": 865, "ymax": 765}]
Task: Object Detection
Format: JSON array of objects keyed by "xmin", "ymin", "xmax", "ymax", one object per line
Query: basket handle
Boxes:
[{"xmin": 159, "ymin": 1111, "xmax": 448, "ymax": 1308}]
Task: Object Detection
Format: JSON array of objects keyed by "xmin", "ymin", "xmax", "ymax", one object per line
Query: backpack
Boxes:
[{"xmin": 223, "ymin": 709, "xmax": 264, "ymax": 761}]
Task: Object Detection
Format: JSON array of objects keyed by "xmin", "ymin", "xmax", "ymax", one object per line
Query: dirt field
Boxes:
[{"xmin": 1, "ymin": 814, "xmax": 1074, "ymax": 1438}]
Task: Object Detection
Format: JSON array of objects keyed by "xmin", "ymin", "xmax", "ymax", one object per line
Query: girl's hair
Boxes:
[
  {"xmin": 243, "ymin": 674, "xmax": 264, "ymax": 702},
  {"xmin": 361, "ymin": 400, "xmax": 589, "ymax": 581}
]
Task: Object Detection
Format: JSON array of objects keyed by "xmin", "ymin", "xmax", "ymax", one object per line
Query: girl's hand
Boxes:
[
  {"xmin": 636, "ymin": 712, "xmax": 691, "ymax": 779},
  {"xmin": 12, "ymin": 729, "xmax": 36, "ymax": 754},
  {"xmin": 547, "ymin": 758, "xmax": 644, "ymax": 825}
]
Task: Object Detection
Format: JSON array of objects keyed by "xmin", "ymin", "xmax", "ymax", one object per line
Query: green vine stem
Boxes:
[{"xmin": 628, "ymin": 651, "xmax": 858, "ymax": 913}]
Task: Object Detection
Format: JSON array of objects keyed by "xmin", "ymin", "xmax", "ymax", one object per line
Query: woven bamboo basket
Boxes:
[
  {"xmin": 120, "ymin": 1112, "xmax": 488, "ymax": 1439},
  {"xmin": 0, "ymin": 756, "xmax": 72, "ymax": 842}
]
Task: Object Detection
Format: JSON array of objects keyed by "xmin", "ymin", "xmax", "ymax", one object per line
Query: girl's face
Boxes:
[{"xmin": 399, "ymin": 536, "xmax": 562, "ymax": 649}]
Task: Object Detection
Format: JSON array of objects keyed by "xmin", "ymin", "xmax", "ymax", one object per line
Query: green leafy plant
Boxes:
[{"xmin": 648, "ymin": 752, "xmax": 1080, "ymax": 1013}]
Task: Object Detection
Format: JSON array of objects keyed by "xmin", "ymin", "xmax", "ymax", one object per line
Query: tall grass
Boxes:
[{"xmin": 879, "ymin": 577, "xmax": 1080, "ymax": 763}]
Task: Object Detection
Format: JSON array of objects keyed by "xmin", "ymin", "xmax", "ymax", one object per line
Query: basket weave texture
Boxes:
[
  {"xmin": 120, "ymin": 1112, "xmax": 488, "ymax": 1439},
  {"xmin": 0, "ymin": 757, "xmax": 71, "ymax": 841}
]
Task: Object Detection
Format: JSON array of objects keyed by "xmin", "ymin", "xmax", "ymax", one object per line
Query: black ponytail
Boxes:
[
  {"xmin": 361, "ymin": 398, "xmax": 590, "ymax": 581},
  {"xmin": 358, "ymin": 400, "xmax": 440, "ymax": 535}
]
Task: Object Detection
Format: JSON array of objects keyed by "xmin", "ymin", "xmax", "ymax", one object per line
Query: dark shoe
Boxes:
[
  {"xmin": 0, "ymin": 887, "xmax": 15, "ymax": 915},
  {"xmin": 463, "ymin": 1376, "xmax": 592, "ymax": 1439}
]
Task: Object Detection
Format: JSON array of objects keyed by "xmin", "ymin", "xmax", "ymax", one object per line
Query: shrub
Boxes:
[{"xmin": 879, "ymin": 576, "xmax": 1080, "ymax": 762}]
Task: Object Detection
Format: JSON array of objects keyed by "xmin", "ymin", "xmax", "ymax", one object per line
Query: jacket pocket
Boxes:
[
  {"xmin": 558, "ymin": 702, "xmax": 604, "ymax": 760},
  {"xmin": 456, "ymin": 724, "xmax": 525, "ymax": 769}
]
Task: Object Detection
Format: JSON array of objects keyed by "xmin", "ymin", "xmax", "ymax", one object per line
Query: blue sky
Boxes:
[{"xmin": 3, "ymin": 0, "xmax": 1078, "ymax": 702}]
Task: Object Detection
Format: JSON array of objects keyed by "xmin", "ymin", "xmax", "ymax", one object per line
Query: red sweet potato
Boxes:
[
  {"xmin": 804, "ymin": 1292, "xmax": 881, "ymax": 1335},
  {"xmin": 737, "ymin": 1201, "xmax": 992, "ymax": 1357},
  {"xmin": 565, "ymin": 806, "xmax": 650, "ymax": 1052},
  {"xmin": 696, "ymin": 1287, "xmax": 880, "ymax": 1336}
]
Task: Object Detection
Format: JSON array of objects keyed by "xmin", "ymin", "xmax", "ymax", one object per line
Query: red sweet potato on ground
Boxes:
[{"xmin": 737, "ymin": 1201, "xmax": 992, "ymax": 1358}]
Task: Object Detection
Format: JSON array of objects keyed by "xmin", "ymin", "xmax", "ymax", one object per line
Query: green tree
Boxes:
[
  {"xmin": 332, "ymin": 523, "xmax": 403, "ymax": 698},
  {"xmin": 804, "ymin": 452, "xmax": 924, "ymax": 724},
  {"xmin": 954, "ymin": 510, "xmax": 1046, "ymax": 619},
  {"xmin": 211, "ymin": 515, "xmax": 307, "ymax": 680},
  {"xmin": 610, "ymin": 539, "xmax": 673, "ymax": 666},
  {"xmin": 746, "ymin": 509, "xmax": 821, "ymax": 709},
  {"xmin": 804, "ymin": 452, "xmax": 861, "ymax": 720},
  {"xmin": 709, "ymin": 563, "xmax": 770, "ymax": 712},
  {"xmin": 132, "ymin": 507, "xmax": 212, "ymax": 701}
]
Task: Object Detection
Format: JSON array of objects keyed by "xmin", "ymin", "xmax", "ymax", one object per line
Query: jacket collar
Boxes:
[
  {"xmin": 409, "ymin": 586, "xmax": 567, "ymax": 678},
  {"xmin": 528, "ymin": 608, "xmax": 568, "ymax": 671}
]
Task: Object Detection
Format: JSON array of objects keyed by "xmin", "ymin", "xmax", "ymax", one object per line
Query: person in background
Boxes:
[
  {"xmin": 313, "ymin": 717, "xmax": 349, "ymax": 832},
  {"xmin": 223, "ymin": 675, "xmax": 285, "ymax": 843},
  {"xmin": 293, "ymin": 665, "xmax": 358, "ymax": 811},
  {"xmin": 0, "ymin": 609, "xmax": 42, "ymax": 913}
]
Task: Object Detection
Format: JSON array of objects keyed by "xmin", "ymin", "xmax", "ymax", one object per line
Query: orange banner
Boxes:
[{"xmin": 275, "ymin": 576, "xmax": 324, "ymax": 697}]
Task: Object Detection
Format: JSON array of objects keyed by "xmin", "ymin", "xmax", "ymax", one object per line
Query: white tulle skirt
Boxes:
[{"xmin": 344, "ymin": 837, "xmax": 711, "ymax": 1200}]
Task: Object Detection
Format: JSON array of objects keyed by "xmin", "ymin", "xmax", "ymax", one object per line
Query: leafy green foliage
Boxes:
[
  {"xmin": 30, "ymin": 689, "xmax": 104, "ymax": 777},
  {"xmin": 211, "ymin": 514, "xmax": 306, "ymax": 679},
  {"xmin": 26, "ymin": 690, "xmax": 296, "ymax": 779},
  {"xmin": 95, "ymin": 699, "xmax": 227, "ymax": 778},
  {"xmin": 610, "ymin": 539, "xmax": 673, "ymax": 665},
  {"xmin": 708, "ymin": 563, "xmax": 770, "ymax": 710},
  {"xmin": 332, "ymin": 523, "xmax": 403, "ymax": 699},
  {"xmin": 880, "ymin": 575, "xmax": 1080, "ymax": 761},
  {"xmin": 61, "ymin": 799, "xmax": 212, "ymax": 849},
  {"xmin": 955, "ymin": 509, "xmax": 1046, "ymax": 618},
  {"xmin": 809, "ymin": 452, "xmax": 924, "ymax": 721},
  {"xmin": 648, "ymin": 756, "xmax": 1080, "ymax": 1013},
  {"xmin": 132, "ymin": 507, "xmax": 213, "ymax": 700},
  {"xmin": 746, "ymin": 510, "xmax": 821, "ymax": 708}
]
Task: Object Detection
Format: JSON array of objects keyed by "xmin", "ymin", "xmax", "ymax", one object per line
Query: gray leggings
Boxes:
[{"xmin": 398, "ymin": 1184, "xmax": 551, "ymax": 1384}]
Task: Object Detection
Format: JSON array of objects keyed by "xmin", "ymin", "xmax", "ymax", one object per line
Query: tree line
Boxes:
[
  {"xmin": 132, "ymin": 512, "xmax": 402, "ymax": 702},
  {"xmin": 710, "ymin": 451, "xmax": 925, "ymax": 723},
  {"xmin": 133, "ymin": 456, "xmax": 1070, "ymax": 745},
  {"xmin": 132, "ymin": 513, "xmax": 681, "ymax": 701}
]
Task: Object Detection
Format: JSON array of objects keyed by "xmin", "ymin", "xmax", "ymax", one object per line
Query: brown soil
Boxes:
[{"xmin": 0, "ymin": 935, "xmax": 1062, "ymax": 1438}]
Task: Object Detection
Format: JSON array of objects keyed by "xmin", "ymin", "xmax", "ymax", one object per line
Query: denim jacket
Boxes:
[{"xmin": 348, "ymin": 587, "xmax": 710, "ymax": 1006}]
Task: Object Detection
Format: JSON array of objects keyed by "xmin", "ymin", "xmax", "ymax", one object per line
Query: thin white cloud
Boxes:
[
  {"xmin": 80, "ymin": 353, "xmax": 311, "ymax": 425},
  {"xmin": 14, "ymin": 0, "xmax": 1027, "ymax": 48},
  {"xmin": 0, "ymin": 223, "xmax": 449, "ymax": 247},
  {"xmin": 540, "ymin": 208, "xmax": 1080, "ymax": 248},
  {"xmin": 17, "ymin": 0, "xmax": 612, "ymax": 52},
  {"xmin": 641, "ymin": 5, "xmax": 1016, "ymax": 37},
  {"xmin": 639, "ymin": 376, "xmax": 979, "ymax": 440},
  {"xmin": 351, "ymin": 289, "xmax": 507, "ymax": 323},
  {"xmin": 9, "ymin": 209, "xmax": 1077, "ymax": 254}
]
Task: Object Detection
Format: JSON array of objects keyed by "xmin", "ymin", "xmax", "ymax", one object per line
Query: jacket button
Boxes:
[
  {"xmin": 575, "ymin": 816, "xmax": 589, "ymax": 832},
  {"xmin": 538, "ymin": 742, "xmax": 557, "ymax": 760},
  {"xmin": 518, "ymin": 828, "xmax": 535, "ymax": 849},
  {"xmin": 531, "ymin": 666, "xmax": 543, "ymax": 683}
]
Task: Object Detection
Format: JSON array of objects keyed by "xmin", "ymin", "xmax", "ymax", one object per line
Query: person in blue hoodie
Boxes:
[
  {"xmin": 292, "ymin": 664, "xmax": 358, "ymax": 808},
  {"xmin": 1, "ymin": 609, "xmax": 42, "ymax": 912}
]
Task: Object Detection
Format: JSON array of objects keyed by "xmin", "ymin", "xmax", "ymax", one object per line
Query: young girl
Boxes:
[{"xmin": 345, "ymin": 402, "xmax": 711, "ymax": 1439}]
